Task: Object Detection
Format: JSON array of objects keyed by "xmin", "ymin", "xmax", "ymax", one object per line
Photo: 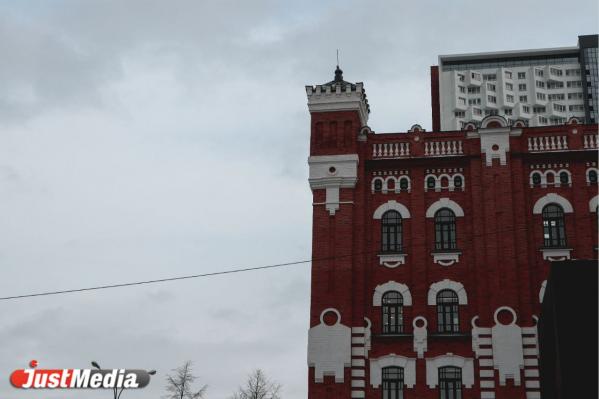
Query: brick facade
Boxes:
[{"xmin": 306, "ymin": 70, "xmax": 598, "ymax": 399}]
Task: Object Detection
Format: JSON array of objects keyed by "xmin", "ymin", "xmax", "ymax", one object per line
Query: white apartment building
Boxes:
[{"xmin": 436, "ymin": 36, "xmax": 598, "ymax": 131}]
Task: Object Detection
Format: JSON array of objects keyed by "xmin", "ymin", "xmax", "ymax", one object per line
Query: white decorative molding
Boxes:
[
  {"xmin": 586, "ymin": 168, "xmax": 598, "ymax": 185},
  {"xmin": 306, "ymin": 82, "xmax": 369, "ymax": 125},
  {"xmin": 426, "ymin": 354, "xmax": 474, "ymax": 388},
  {"xmin": 308, "ymin": 154, "xmax": 359, "ymax": 215},
  {"xmin": 307, "ymin": 308, "xmax": 351, "ymax": 383},
  {"xmin": 373, "ymin": 281, "xmax": 412, "ymax": 306},
  {"xmin": 425, "ymin": 198, "xmax": 465, "ymax": 218},
  {"xmin": 432, "ymin": 251, "xmax": 461, "ymax": 266},
  {"xmin": 539, "ymin": 281, "xmax": 547, "ymax": 303},
  {"xmin": 540, "ymin": 248, "xmax": 572, "ymax": 261},
  {"xmin": 491, "ymin": 306, "xmax": 524, "ymax": 386},
  {"xmin": 532, "ymin": 193, "xmax": 574, "ymax": 214},
  {"xmin": 470, "ymin": 316, "xmax": 492, "ymax": 359},
  {"xmin": 590, "ymin": 195, "xmax": 598, "ymax": 212},
  {"xmin": 477, "ymin": 124, "xmax": 511, "ymax": 166},
  {"xmin": 370, "ymin": 354, "xmax": 416, "ymax": 388},
  {"xmin": 427, "ymin": 280, "xmax": 468, "ymax": 305},
  {"xmin": 378, "ymin": 253, "xmax": 407, "ymax": 268},
  {"xmin": 373, "ymin": 200, "xmax": 411, "ymax": 219},
  {"xmin": 412, "ymin": 317, "xmax": 428, "ymax": 358}
]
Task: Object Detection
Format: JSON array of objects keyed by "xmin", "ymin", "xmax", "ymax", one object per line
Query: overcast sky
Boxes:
[{"xmin": 0, "ymin": 1, "xmax": 596, "ymax": 398}]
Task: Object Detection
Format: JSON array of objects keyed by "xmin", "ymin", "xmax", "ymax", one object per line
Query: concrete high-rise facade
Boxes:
[
  {"xmin": 305, "ymin": 66, "xmax": 598, "ymax": 399},
  {"xmin": 431, "ymin": 35, "xmax": 598, "ymax": 131}
]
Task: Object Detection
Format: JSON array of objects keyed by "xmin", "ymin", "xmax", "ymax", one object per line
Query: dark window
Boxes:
[
  {"xmin": 382, "ymin": 291, "xmax": 404, "ymax": 334},
  {"xmin": 439, "ymin": 366, "xmax": 462, "ymax": 399},
  {"xmin": 589, "ymin": 170, "xmax": 598, "ymax": 183},
  {"xmin": 542, "ymin": 204, "xmax": 566, "ymax": 247},
  {"xmin": 559, "ymin": 172, "xmax": 569, "ymax": 185},
  {"xmin": 427, "ymin": 176, "xmax": 436, "ymax": 189},
  {"xmin": 434, "ymin": 208, "xmax": 457, "ymax": 250},
  {"xmin": 454, "ymin": 176, "xmax": 463, "ymax": 188},
  {"xmin": 437, "ymin": 290, "xmax": 459, "ymax": 333},
  {"xmin": 382, "ymin": 366, "xmax": 404, "ymax": 399},
  {"xmin": 382, "ymin": 211, "xmax": 403, "ymax": 253},
  {"xmin": 399, "ymin": 178, "xmax": 409, "ymax": 190},
  {"xmin": 532, "ymin": 173, "xmax": 542, "ymax": 186},
  {"xmin": 374, "ymin": 179, "xmax": 383, "ymax": 192}
]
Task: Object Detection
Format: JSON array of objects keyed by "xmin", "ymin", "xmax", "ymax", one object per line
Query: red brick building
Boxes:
[{"xmin": 306, "ymin": 67, "xmax": 598, "ymax": 399}]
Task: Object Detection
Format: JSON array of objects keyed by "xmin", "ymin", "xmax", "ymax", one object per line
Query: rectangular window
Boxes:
[
  {"xmin": 535, "ymin": 81, "xmax": 545, "ymax": 88},
  {"xmin": 518, "ymin": 72, "xmax": 526, "ymax": 79},
  {"xmin": 567, "ymin": 80, "xmax": 582, "ymax": 88},
  {"xmin": 487, "ymin": 83, "xmax": 496, "ymax": 91},
  {"xmin": 518, "ymin": 83, "xmax": 527, "ymax": 91},
  {"xmin": 506, "ymin": 83, "xmax": 513, "ymax": 91},
  {"xmin": 550, "ymin": 67, "xmax": 563, "ymax": 76},
  {"xmin": 568, "ymin": 92, "xmax": 583, "ymax": 100},
  {"xmin": 458, "ymin": 97, "xmax": 466, "ymax": 105},
  {"xmin": 519, "ymin": 95, "xmax": 528, "ymax": 102},
  {"xmin": 536, "ymin": 93, "xmax": 546, "ymax": 101},
  {"xmin": 439, "ymin": 367, "xmax": 463, "ymax": 399},
  {"xmin": 457, "ymin": 73, "xmax": 465, "ymax": 82},
  {"xmin": 471, "ymin": 72, "xmax": 481, "ymax": 81},
  {"xmin": 455, "ymin": 111, "xmax": 465, "ymax": 118},
  {"xmin": 505, "ymin": 71, "xmax": 512, "ymax": 79},
  {"xmin": 523, "ymin": 105, "xmax": 530, "ymax": 113},
  {"xmin": 473, "ymin": 108, "xmax": 482, "ymax": 115},
  {"xmin": 533, "ymin": 106, "xmax": 546, "ymax": 113},
  {"xmin": 504, "ymin": 108, "xmax": 513, "ymax": 116},
  {"xmin": 467, "ymin": 87, "xmax": 481, "ymax": 94},
  {"xmin": 539, "ymin": 116, "xmax": 548, "ymax": 124},
  {"xmin": 506, "ymin": 94, "xmax": 514, "ymax": 103},
  {"xmin": 566, "ymin": 68, "xmax": 581, "ymax": 76},
  {"xmin": 487, "ymin": 95, "xmax": 497, "ymax": 103},
  {"xmin": 547, "ymin": 81, "xmax": 564, "ymax": 89},
  {"xmin": 548, "ymin": 93, "xmax": 565, "ymax": 101},
  {"xmin": 458, "ymin": 86, "xmax": 466, "ymax": 93},
  {"xmin": 553, "ymin": 103, "xmax": 565, "ymax": 112},
  {"xmin": 569, "ymin": 104, "xmax": 585, "ymax": 112},
  {"xmin": 468, "ymin": 98, "xmax": 481, "ymax": 105},
  {"xmin": 483, "ymin": 73, "xmax": 496, "ymax": 81},
  {"xmin": 535, "ymin": 69, "xmax": 544, "ymax": 77}
]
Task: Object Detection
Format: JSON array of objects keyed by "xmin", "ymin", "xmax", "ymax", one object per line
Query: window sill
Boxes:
[
  {"xmin": 378, "ymin": 253, "xmax": 407, "ymax": 268},
  {"xmin": 540, "ymin": 247, "xmax": 572, "ymax": 261},
  {"xmin": 429, "ymin": 332, "xmax": 471, "ymax": 339},
  {"xmin": 374, "ymin": 333, "xmax": 412, "ymax": 339},
  {"xmin": 431, "ymin": 250, "xmax": 461, "ymax": 266}
]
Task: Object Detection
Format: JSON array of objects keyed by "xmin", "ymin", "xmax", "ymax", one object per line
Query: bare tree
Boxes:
[
  {"xmin": 230, "ymin": 369, "xmax": 281, "ymax": 399},
  {"xmin": 164, "ymin": 361, "xmax": 208, "ymax": 399}
]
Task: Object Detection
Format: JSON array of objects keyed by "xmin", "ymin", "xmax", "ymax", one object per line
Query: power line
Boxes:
[{"xmin": 1, "ymin": 216, "xmax": 594, "ymax": 301}]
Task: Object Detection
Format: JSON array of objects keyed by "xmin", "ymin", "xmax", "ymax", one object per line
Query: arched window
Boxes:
[
  {"xmin": 382, "ymin": 366, "xmax": 404, "ymax": 399},
  {"xmin": 427, "ymin": 176, "xmax": 436, "ymax": 190},
  {"xmin": 454, "ymin": 176, "xmax": 463, "ymax": 189},
  {"xmin": 434, "ymin": 208, "xmax": 457, "ymax": 250},
  {"xmin": 382, "ymin": 291, "xmax": 403, "ymax": 334},
  {"xmin": 559, "ymin": 171, "xmax": 569, "ymax": 185},
  {"xmin": 532, "ymin": 172, "xmax": 542, "ymax": 187},
  {"xmin": 374, "ymin": 179, "xmax": 383, "ymax": 192},
  {"xmin": 382, "ymin": 210, "xmax": 403, "ymax": 253},
  {"xmin": 589, "ymin": 170, "xmax": 598, "ymax": 184},
  {"xmin": 399, "ymin": 178, "xmax": 409, "ymax": 190},
  {"xmin": 439, "ymin": 366, "xmax": 462, "ymax": 399},
  {"xmin": 437, "ymin": 290, "xmax": 459, "ymax": 333},
  {"xmin": 542, "ymin": 204, "xmax": 566, "ymax": 247}
]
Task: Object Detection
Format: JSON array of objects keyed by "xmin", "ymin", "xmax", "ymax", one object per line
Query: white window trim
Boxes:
[
  {"xmin": 532, "ymin": 193, "xmax": 574, "ymax": 214},
  {"xmin": 586, "ymin": 168, "xmax": 598, "ymax": 185},
  {"xmin": 590, "ymin": 195, "xmax": 598, "ymax": 212},
  {"xmin": 371, "ymin": 177, "xmax": 385, "ymax": 193},
  {"xmin": 373, "ymin": 281, "xmax": 412, "ymax": 306},
  {"xmin": 425, "ymin": 198, "xmax": 465, "ymax": 218},
  {"xmin": 373, "ymin": 200, "xmax": 411, "ymax": 219},
  {"xmin": 427, "ymin": 280, "xmax": 467, "ymax": 305},
  {"xmin": 426, "ymin": 353, "xmax": 474, "ymax": 388},
  {"xmin": 529, "ymin": 170, "xmax": 544, "ymax": 187},
  {"xmin": 554, "ymin": 169, "xmax": 571, "ymax": 187},
  {"xmin": 370, "ymin": 354, "xmax": 416, "ymax": 388}
]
